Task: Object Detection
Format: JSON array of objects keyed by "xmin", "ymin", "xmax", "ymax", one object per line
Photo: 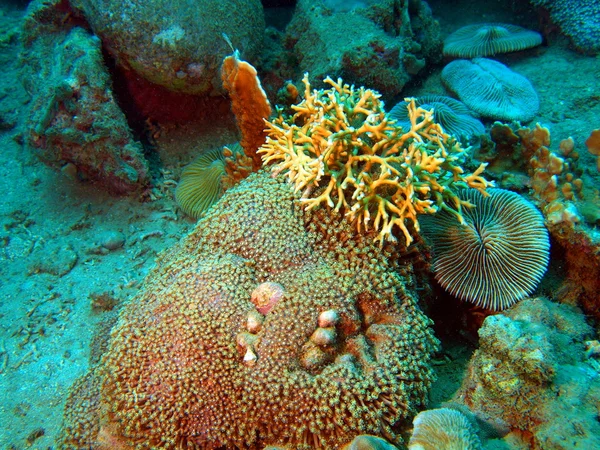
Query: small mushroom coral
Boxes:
[
  {"xmin": 388, "ymin": 95, "xmax": 484, "ymax": 141},
  {"xmin": 175, "ymin": 147, "xmax": 226, "ymax": 218},
  {"xmin": 443, "ymin": 23, "xmax": 542, "ymax": 58},
  {"xmin": 408, "ymin": 408, "xmax": 483, "ymax": 450}
]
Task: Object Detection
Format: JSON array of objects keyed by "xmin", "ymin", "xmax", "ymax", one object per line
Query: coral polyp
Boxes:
[{"xmin": 251, "ymin": 281, "xmax": 285, "ymax": 315}]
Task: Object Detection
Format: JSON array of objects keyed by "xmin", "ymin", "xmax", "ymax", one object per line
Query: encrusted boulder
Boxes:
[
  {"xmin": 21, "ymin": 0, "xmax": 149, "ymax": 195},
  {"xmin": 285, "ymin": 0, "xmax": 442, "ymax": 99},
  {"xmin": 71, "ymin": 0, "xmax": 265, "ymax": 94}
]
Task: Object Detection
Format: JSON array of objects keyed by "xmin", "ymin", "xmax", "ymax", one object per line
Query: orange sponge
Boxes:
[{"xmin": 221, "ymin": 51, "xmax": 271, "ymax": 170}]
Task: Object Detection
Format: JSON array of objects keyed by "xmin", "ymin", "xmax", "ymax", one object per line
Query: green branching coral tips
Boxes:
[{"xmin": 259, "ymin": 74, "xmax": 494, "ymax": 246}]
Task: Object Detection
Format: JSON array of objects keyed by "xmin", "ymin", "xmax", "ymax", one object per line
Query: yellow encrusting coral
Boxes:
[{"xmin": 259, "ymin": 74, "xmax": 493, "ymax": 245}]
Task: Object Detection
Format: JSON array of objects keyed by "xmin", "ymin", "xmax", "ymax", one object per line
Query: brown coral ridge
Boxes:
[
  {"xmin": 59, "ymin": 170, "xmax": 439, "ymax": 449},
  {"xmin": 221, "ymin": 50, "xmax": 272, "ymax": 171}
]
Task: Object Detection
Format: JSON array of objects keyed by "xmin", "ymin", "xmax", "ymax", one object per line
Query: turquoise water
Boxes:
[{"xmin": 1, "ymin": 0, "xmax": 599, "ymax": 448}]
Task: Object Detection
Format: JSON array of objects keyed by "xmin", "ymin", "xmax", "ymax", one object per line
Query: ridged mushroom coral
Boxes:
[
  {"xmin": 441, "ymin": 58, "xmax": 539, "ymax": 122},
  {"xmin": 443, "ymin": 23, "xmax": 542, "ymax": 58},
  {"xmin": 59, "ymin": 170, "xmax": 440, "ymax": 449},
  {"xmin": 175, "ymin": 147, "xmax": 226, "ymax": 218},
  {"xmin": 388, "ymin": 95, "xmax": 485, "ymax": 142},
  {"xmin": 408, "ymin": 408, "xmax": 482, "ymax": 450},
  {"xmin": 420, "ymin": 188, "xmax": 550, "ymax": 311},
  {"xmin": 175, "ymin": 143, "xmax": 250, "ymax": 219}
]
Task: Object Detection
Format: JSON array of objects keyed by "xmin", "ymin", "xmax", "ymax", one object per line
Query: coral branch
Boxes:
[{"xmin": 259, "ymin": 77, "xmax": 493, "ymax": 245}]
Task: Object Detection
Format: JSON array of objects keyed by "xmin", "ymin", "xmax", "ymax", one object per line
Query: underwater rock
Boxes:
[
  {"xmin": 58, "ymin": 170, "xmax": 439, "ymax": 449},
  {"xmin": 21, "ymin": 1, "xmax": 150, "ymax": 195},
  {"xmin": 70, "ymin": 0, "xmax": 265, "ymax": 95},
  {"xmin": 285, "ymin": 0, "xmax": 442, "ymax": 98},
  {"xmin": 530, "ymin": 0, "xmax": 600, "ymax": 54},
  {"xmin": 97, "ymin": 231, "xmax": 126, "ymax": 251},
  {"xmin": 28, "ymin": 242, "xmax": 78, "ymax": 277},
  {"xmin": 455, "ymin": 297, "xmax": 600, "ymax": 448}
]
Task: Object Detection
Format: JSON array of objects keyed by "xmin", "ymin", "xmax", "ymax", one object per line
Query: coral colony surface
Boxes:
[{"xmin": 0, "ymin": 0, "xmax": 599, "ymax": 449}]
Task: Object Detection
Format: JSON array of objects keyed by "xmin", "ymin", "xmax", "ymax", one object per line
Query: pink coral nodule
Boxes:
[{"xmin": 250, "ymin": 282, "xmax": 284, "ymax": 315}]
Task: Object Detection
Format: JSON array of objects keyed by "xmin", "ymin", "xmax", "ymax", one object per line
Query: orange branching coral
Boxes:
[
  {"xmin": 59, "ymin": 170, "xmax": 439, "ymax": 450},
  {"xmin": 259, "ymin": 74, "xmax": 493, "ymax": 246},
  {"xmin": 518, "ymin": 123, "xmax": 584, "ymax": 225},
  {"xmin": 221, "ymin": 50, "xmax": 272, "ymax": 170}
]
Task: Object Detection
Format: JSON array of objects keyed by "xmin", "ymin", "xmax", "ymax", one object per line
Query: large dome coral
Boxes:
[{"xmin": 59, "ymin": 170, "xmax": 439, "ymax": 449}]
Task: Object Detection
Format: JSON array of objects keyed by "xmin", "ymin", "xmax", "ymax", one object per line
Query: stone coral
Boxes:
[
  {"xmin": 259, "ymin": 74, "xmax": 492, "ymax": 246},
  {"xmin": 529, "ymin": 0, "xmax": 600, "ymax": 54},
  {"xmin": 443, "ymin": 23, "xmax": 542, "ymax": 58},
  {"xmin": 59, "ymin": 170, "xmax": 440, "ymax": 449}
]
